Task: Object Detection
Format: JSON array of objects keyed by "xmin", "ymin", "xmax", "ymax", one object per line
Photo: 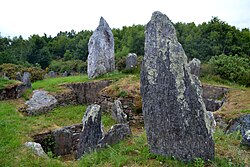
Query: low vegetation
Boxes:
[{"xmin": 0, "ymin": 78, "xmax": 18, "ymax": 89}]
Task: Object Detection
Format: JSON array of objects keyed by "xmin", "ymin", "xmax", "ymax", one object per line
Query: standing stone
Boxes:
[
  {"xmin": 52, "ymin": 128, "xmax": 72, "ymax": 156},
  {"xmin": 87, "ymin": 17, "xmax": 115, "ymax": 79},
  {"xmin": 62, "ymin": 71, "xmax": 68, "ymax": 77},
  {"xmin": 188, "ymin": 58, "xmax": 201, "ymax": 77},
  {"xmin": 140, "ymin": 11, "xmax": 214, "ymax": 161},
  {"xmin": 76, "ymin": 104, "xmax": 103, "ymax": 159},
  {"xmin": 126, "ymin": 53, "xmax": 138, "ymax": 69},
  {"xmin": 22, "ymin": 72, "xmax": 31, "ymax": 88},
  {"xmin": 16, "ymin": 72, "xmax": 22, "ymax": 81},
  {"xmin": 111, "ymin": 99, "xmax": 128, "ymax": 124},
  {"xmin": 48, "ymin": 71, "xmax": 57, "ymax": 78}
]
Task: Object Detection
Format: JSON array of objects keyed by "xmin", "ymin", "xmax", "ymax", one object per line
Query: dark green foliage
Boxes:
[
  {"xmin": 208, "ymin": 54, "xmax": 250, "ymax": 86},
  {"xmin": 49, "ymin": 59, "xmax": 87, "ymax": 73}
]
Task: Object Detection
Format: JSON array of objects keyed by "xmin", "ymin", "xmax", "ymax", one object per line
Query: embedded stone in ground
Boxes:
[
  {"xmin": 140, "ymin": 11, "xmax": 214, "ymax": 161},
  {"xmin": 76, "ymin": 104, "xmax": 103, "ymax": 159},
  {"xmin": 87, "ymin": 17, "xmax": 115, "ymax": 79},
  {"xmin": 126, "ymin": 53, "xmax": 138, "ymax": 69},
  {"xmin": 25, "ymin": 142, "xmax": 48, "ymax": 157},
  {"xmin": 98, "ymin": 124, "xmax": 132, "ymax": 148},
  {"xmin": 111, "ymin": 99, "xmax": 128, "ymax": 124},
  {"xmin": 24, "ymin": 90, "xmax": 58, "ymax": 115}
]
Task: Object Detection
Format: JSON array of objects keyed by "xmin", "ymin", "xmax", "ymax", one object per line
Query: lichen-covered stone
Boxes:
[
  {"xmin": 25, "ymin": 142, "xmax": 47, "ymax": 157},
  {"xmin": 25, "ymin": 90, "xmax": 58, "ymax": 115},
  {"xmin": 98, "ymin": 124, "xmax": 132, "ymax": 148},
  {"xmin": 87, "ymin": 17, "xmax": 115, "ymax": 79},
  {"xmin": 126, "ymin": 53, "xmax": 138, "ymax": 69},
  {"xmin": 111, "ymin": 100, "xmax": 128, "ymax": 124},
  {"xmin": 76, "ymin": 104, "xmax": 103, "ymax": 159},
  {"xmin": 140, "ymin": 11, "xmax": 214, "ymax": 161},
  {"xmin": 22, "ymin": 72, "xmax": 31, "ymax": 88},
  {"xmin": 188, "ymin": 58, "xmax": 201, "ymax": 76}
]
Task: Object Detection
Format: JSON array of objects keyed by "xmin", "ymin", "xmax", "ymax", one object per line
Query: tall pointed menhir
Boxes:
[
  {"xmin": 140, "ymin": 11, "xmax": 215, "ymax": 161},
  {"xmin": 87, "ymin": 17, "xmax": 115, "ymax": 79}
]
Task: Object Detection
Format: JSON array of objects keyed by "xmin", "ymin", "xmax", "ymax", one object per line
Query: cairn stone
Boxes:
[
  {"xmin": 87, "ymin": 17, "xmax": 115, "ymax": 79},
  {"xmin": 188, "ymin": 58, "xmax": 201, "ymax": 76},
  {"xmin": 111, "ymin": 100, "xmax": 128, "ymax": 124},
  {"xmin": 76, "ymin": 104, "xmax": 103, "ymax": 159},
  {"xmin": 22, "ymin": 72, "xmax": 31, "ymax": 88},
  {"xmin": 126, "ymin": 53, "xmax": 137, "ymax": 69},
  {"xmin": 140, "ymin": 11, "xmax": 214, "ymax": 161}
]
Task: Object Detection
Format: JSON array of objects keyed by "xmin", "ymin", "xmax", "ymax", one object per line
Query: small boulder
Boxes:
[
  {"xmin": 48, "ymin": 71, "xmax": 57, "ymax": 78},
  {"xmin": 62, "ymin": 71, "xmax": 68, "ymax": 77},
  {"xmin": 25, "ymin": 142, "xmax": 47, "ymax": 157},
  {"xmin": 76, "ymin": 104, "xmax": 103, "ymax": 159},
  {"xmin": 98, "ymin": 124, "xmax": 132, "ymax": 148},
  {"xmin": 22, "ymin": 72, "xmax": 31, "ymax": 88},
  {"xmin": 25, "ymin": 90, "xmax": 58, "ymax": 115},
  {"xmin": 188, "ymin": 58, "xmax": 201, "ymax": 77},
  {"xmin": 126, "ymin": 53, "xmax": 137, "ymax": 69},
  {"xmin": 111, "ymin": 100, "xmax": 128, "ymax": 124}
]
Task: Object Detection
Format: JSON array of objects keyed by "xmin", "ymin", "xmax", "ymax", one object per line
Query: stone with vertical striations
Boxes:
[
  {"xmin": 76, "ymin": 104, "xmax": 103, "ymax": 159},
  {"xmin": 140, "ymin": 11, "xmax": 214, "ymax": 162},
  {"xmin": 87, "ymin": 17, "xmax": 115, "ymax": 79}
]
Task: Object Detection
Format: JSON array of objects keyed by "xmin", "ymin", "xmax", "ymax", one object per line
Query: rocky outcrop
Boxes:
[
  {"xmin": 24, "ymin": 90, "xmax": 58, "ymax": 116},
  {"xmin": 87, "ymin": 17, "xmax": 115, "ymax": 79},
  {"xmin": 140, "ymin": 11, "xmax": 214, "ymax": 161},
  {"xmin": 98, "ymin": 124, "xmax": 131, "ymax": 148},
  {"xmin": 188, "ymin": 58, "xmax": 201, "ymax": 77},
  {"xmin": 111, "ymin": 100, "xmax": 128, "ymax": 124},
  {"xmin": 25, "ymin": 142, "xmax": 47, "ymax": 157},
  {"xmin": 76, "ymin": 104, "xmax": 103, "ymax": 159},
  {"xmin": 126, "ymin": 53, "xmax": 138, "ymax": 69}
]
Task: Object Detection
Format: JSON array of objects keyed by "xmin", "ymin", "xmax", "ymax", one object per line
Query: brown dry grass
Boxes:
[{"xmin": 215, "ymin": 87, "xmax": 250, "ymax": 121}]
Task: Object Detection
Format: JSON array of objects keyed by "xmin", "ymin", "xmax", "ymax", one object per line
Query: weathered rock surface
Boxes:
[
  {"xmin": 87, "ymin": 17, "xmax": 115, "ymax": 79},
  {"xmin": 76, "ymin": 104, "xmax": 103, "ymax": 159},
  {"xmin": 22, "ymin": 72, "xmax": 31, "ymax": 88},
  {"xmin": 25, "ymin": 142, "xmax": 47, "ymax": 157},
  {"xmin": 140, "ymin": 11, "xmax": 214, "ymax": 161},
  {"xmin": 188, "ymin": 58, "xmax": 201, "ymax": 76},
  {"xmin": 52, "ymin": 128, "xmax": 72, "ymax": 156},
  {"xmin": 111, "ymin": 100, "xmax": 128, "ymax": 123},
  {"xmin": 226, "ymin": 114, "xmax": 250, "ymax": 147},
  {"xmin": 126, "ymin": 53, "xmax": 138, "ymax": 69},
  {"xmin": 98, "ymin": 124, "xmax": 132, "ymax": 148},
  {"xmin": 25, "ymin": 90, "xmax": 58, "ymax": 115}
]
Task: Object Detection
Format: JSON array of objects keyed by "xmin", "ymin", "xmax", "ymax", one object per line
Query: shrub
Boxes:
[
  {"xmin": 49, "ymin": 60, "xmax": 87, "ymax": 73},
  {"xmin": 0, "ymin": 63, "xmax": 45, "ymax": 82},
  {"xmin": 208, "ymin": 54, "xmax": 250, "ymax": 86}
]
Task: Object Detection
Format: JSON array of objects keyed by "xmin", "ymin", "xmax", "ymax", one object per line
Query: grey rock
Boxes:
[
  {"xmin": 188, "ymin": 58, "xmax": 201, "ymax": 76},
  {"xmin": 25, "ymin": 90, "xmax": 58, "ymax": 115},
  {"xmin": 25, "ymin": 142, "xmax": 47, "ymax": 157},
  {"xmin": 16, "ymin": 72, "xmax": 22, "ymax": 81},
  {"xmin": 226, "ymin": 114, "xmax": 250, "ymax": 147},
  {"xmin": 22, "ymin": 72, "xmax": 31, "ymax": 88},
  {"xmin": 76, "ymin": 104, "xmax": 103, "ymax": 159},
  {"xmin": 140, "ymin": 11, "xmax": 214, "ymax": 161},
  {"xmin": 87, "ymin": 17, "xmax": 115, "ymax": 79},
  {"xmin": 52, "ymin": 128, "xmax": 72, "ymax": 156},
  {"xmin": 48, "ymin": 71, "xmax": 57, "ymax": 78},
  {"xmin": 98, "ymin": 124, "xmax": 132, "ymax": 148},
  {"xmin": 63, "ymin": 71, "xmax": 68, "ymax": 77},
  {"xmin": 126, "ymin": 53, "xmax": 138, "ymax": 69},
  {"xmin": 111, "ymin": 100, "xmax": 128, "ymax": 124}
]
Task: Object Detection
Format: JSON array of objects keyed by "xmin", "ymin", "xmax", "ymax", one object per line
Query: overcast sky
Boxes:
[{"xmin": 1, "ymin": 0, "xmax": 249, "ymax": 39}]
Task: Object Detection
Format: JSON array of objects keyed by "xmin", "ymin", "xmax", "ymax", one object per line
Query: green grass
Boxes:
[
  {"xmin": 32, "ymin": 70, "xmax": 126, "ymax": 92},
  {"xmin": 0, "ymin": 78, "xmax": 18, "ymax": 89}
]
